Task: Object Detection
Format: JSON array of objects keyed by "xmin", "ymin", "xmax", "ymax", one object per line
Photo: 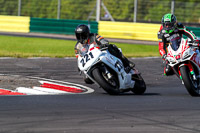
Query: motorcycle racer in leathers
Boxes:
[
  {"xmin": 74, "ymin": 24, "xmax": 134, "ymax": 83},
  {"xmin": 74, "ymin": 24, "xmax": 134, "ymax": 72},
  {"xmin": 158, "ymin": 13, "xmax": 200, "ymax": 76}
]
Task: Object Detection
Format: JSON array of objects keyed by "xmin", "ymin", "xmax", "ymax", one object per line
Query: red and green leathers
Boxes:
[
  {"xmin": 158, "ymin": 22, "xmax": 197, "ymax": 58},
  {"xmin": 157, "ymin": 22, "xmax": 198, "ymax": 75}
]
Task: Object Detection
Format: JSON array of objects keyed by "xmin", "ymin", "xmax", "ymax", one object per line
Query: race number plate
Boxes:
[{"xmin": 78, "ymin": 48, "xmax": 101, "ymax": 71}]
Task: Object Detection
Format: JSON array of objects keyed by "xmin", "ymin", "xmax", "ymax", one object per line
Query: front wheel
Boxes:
[
  {"xmin": 83, "ymin": 75, "xmax": 94, "ymax": 84},
  {"xmin": 131, "ymin": 74, "xmax": 146, "ymax": 95},
  {"xmin": 92, "ymin": 67, "xmax": 120, "ymax": 95},
  {"xmin": 180, "ymin": 65, "xmax": 200, "ymax": 96}
]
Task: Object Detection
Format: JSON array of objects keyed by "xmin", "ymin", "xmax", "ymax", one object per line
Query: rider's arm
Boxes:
[
  {"xmin": 178, "ymin": 23, "xmax": 197, "ymax": 41},
  {"xmin": 95, "ymin": 34, "xmax": 109, "ymax": 47},
  {"xmin": 177, "ymin": 23, "xmax": 200, "ymax": 47},
  {"xmin": 158, "ymin": 25, "xmax": 167, "ymax": 59},
  {"xmin": 74, "ymin": 42, "xmax": 81, "ymax": 58}
]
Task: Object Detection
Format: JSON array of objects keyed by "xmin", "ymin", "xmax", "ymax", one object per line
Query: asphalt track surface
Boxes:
[{"xmin": 0, "ymin": 58, "xmax": 200, "ymax": 133}]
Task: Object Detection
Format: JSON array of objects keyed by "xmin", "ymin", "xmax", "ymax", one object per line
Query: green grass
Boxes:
[
  {"xmin": 0, "ymin": 35, "xmax": 159, "ymax": 58},
  {"xmin": 114, "ymin": 43, "xmax": 159, "ymax": 57}
]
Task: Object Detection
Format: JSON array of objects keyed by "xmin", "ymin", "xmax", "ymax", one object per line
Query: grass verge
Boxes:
[{"xmin": 0, "ymin": 35, "xmax": 159, "ymax": 58}]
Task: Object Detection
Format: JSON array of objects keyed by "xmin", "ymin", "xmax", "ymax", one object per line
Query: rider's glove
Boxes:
[
  {"xmin": 162, "ymin": 54, "xmax": 167, "ymax": 60},
  {"xmin": 157, "ymin": 31, "xmax": 162, "ymax": 39},
  {"xmin": 100, "ymin": 44, "xmax": 109, "ymax": 49},
  {"xmin": 193, "ymin": 40, "xmax": 200, "ymax": 47}
]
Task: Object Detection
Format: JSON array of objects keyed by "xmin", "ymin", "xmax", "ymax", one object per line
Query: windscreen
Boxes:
[
  {"xmin": 77, "ymin": 43, "xmax": 90, "ymax": 56},
  {"xmin": 170, "ymin": 35, "xmax": 181, "ymax": 51},
  {"xmin": 79, "ymin": 44, "xmax": 89, "ymax": 56}
]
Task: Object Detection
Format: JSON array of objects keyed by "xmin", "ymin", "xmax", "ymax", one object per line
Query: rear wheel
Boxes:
[
  {"xmin": 92, "ymin": 67, "xmax": 120, "ymax": 95},
  {"xmin": 131, "ymin": 74, "xmax": 146, "ymax": 95},
  {"xmin": 180, "ymin": 65, "xmax": 200, "ymax": 96}
]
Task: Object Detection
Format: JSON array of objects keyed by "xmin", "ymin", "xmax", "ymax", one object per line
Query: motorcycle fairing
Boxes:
[
  {"xmin": 78, "ymin": 47, "xmax": 102, "ymax": 71},
  {"xmin": 99, "ymin": 51, "xmax": 135, "ymax": 89},
  {"xmin": 167, "ymin": 38, "xmax": 196, "ymax": 66},
  {"xmin": 167, "ymin": 38, "xmax": 200, "ymax": 81},
  {"xmin": 77, "ymin": 46, "xmax": 135, "ymax": 90}
]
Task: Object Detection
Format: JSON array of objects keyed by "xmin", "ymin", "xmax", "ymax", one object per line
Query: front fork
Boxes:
[{"xmin": 100, "ymin": 64, "xmax": 113, "ymax": 79}]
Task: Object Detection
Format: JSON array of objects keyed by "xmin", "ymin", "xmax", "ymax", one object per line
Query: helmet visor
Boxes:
[
  {"xmin": 76, "ymin": 33, "xmax": 89, "ymax": 43},
  {"xmin": 163, "ymin": 22, "xmax": 175, "ymax": 30}
]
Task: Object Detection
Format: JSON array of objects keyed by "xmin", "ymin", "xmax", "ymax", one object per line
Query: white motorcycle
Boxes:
[
  {"xmin": 166, "ymin": 37, "xmax": 200, "ymax": 96},
  {"xmin": 77, "ymin": 44, "xmax": 146, "ymax": 95}
]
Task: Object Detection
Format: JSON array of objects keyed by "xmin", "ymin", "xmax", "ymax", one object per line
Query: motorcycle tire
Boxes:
[
  {"xmin": 92, "ymin": 67, "xmax": 120, "ymax": 95},
  {"xmin": 180, "ymin": 65, "xmax": 200, "ymax": 96},
  {"xmin": 83, "ymin": 75, "xmax": 94, "ymax": 84},
  {"xmin": 131, "ymin": 74, "xmax": 146, "ymax": 95}
]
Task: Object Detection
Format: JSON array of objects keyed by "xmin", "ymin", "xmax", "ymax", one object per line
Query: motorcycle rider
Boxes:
[
  {"xmin": 74, "ymin": 24, "xmax": 134, "ymax": 83},
  {"xmin": 158, "ymin": 13, "xmax": 200, "ymax": 76}
]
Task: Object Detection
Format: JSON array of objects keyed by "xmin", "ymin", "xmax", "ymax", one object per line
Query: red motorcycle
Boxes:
[{"xmin": 166, "ymin": 38, "xmax": 200, "ymax": 96}]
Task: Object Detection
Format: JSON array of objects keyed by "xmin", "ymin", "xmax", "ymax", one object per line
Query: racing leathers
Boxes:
[
  {"xmin": 74, "ymin": 33, "xmax": 134, "ymax": 73},
  {"xmin": 158, "ymin": 23, "xmax": 199, "ymax": 75}
]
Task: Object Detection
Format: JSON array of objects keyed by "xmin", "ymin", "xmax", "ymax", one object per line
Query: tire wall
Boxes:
[
  {"xmin": 0, "ymin": 15, "xmax": 98, "ymax": 35},
  {"xmin": 30, "ymin": 18, "xmax": 98, "ymax": 35},
  {"xmin": 0, "ymin": 15, "xmax": 30, "ymax": 33},
  {"xmin": 98, "ymin": 21, "xmax": 161, "ymax": 41}
]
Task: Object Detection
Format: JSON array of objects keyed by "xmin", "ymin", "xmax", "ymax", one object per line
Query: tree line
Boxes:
[{"xmin": 0, "ymin": 0, "xmax": 200, "ymax": 24}]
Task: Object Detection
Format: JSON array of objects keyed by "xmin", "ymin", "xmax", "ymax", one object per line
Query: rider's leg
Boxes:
[
  {"xmin": 108, "ymin": 44, "xmax": 135, "ymax": 73},
  {"xmin": 121, "ymin": 54, "xmax": 135, "ymax": 68}
]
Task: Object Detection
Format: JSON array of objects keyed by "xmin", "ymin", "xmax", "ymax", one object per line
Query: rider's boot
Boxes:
[
  {"xmin": 124, "ymin": 66, "xmax": 131, "ymax": 73},
  {"xmin": 122, "ymin": 55, "xmax": 135, "ymax": 73},
  {"xmin": 108, "ymin": 44, "xmax": 135, "ymax": 73},
  {"xmin": 129, "ymin": 61, "xmax": 135, "ymax": 68},
  {"xmin": 124, "ymin": 62, "xmax": 135, "ymax": 73}
]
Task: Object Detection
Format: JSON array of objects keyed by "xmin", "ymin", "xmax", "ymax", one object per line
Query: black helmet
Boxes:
[
  {"xmin": 75, "ymin": 24, "xmax": 90, "ymax": 44},
  {"xmin": 161, "ymin": 13, "xmax": 177, "ymax": 33}
]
